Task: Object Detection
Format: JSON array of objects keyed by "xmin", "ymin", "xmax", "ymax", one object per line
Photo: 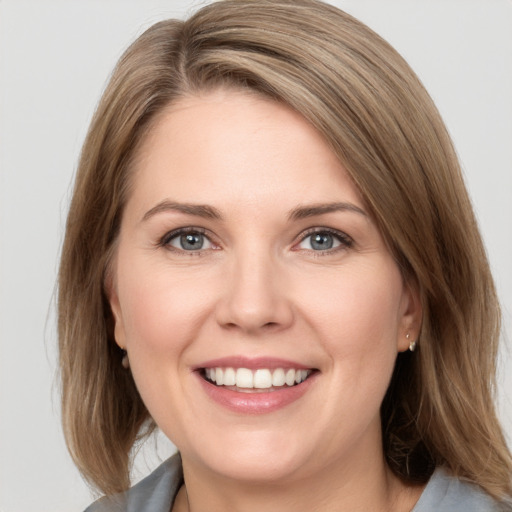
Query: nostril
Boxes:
[{"xmin": 221, "ymin": 321, "xmax": 279, "ymax": 331}]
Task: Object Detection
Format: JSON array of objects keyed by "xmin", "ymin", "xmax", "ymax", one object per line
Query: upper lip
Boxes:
[{"xmin": 193, "ymin": 356, "xmax": 314, "ymax": 371}]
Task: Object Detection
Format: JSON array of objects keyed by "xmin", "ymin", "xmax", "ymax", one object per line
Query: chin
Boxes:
[
  {"xmin": 209, "ymin": 454, "xmax": 309, "ymax": 484},
  {"xmin": 181, "ymin": 429, "xmax": 316, "ymax": 484}
]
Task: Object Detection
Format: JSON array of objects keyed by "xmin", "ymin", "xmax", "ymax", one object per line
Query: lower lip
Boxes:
[{"xmin": 196, "ymin": 372, "xmax": 317, "ymax": 414}]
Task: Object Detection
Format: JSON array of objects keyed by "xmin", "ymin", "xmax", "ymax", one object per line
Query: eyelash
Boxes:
[
  {"xmin": 158, "ymin": 227, "xmax": 215, "ymax": 256},
  {"xmin": 294, "ymin": 227, "xmax": 353, "ymax": 256},
  {"xmin": 157, "ymin": 227, "xmax": 353, "ymax": 256}
]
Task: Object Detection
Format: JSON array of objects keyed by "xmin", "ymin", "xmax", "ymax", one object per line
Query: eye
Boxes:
[
  {"xmin": 297, "ymin": 229, "xmax": 352, "ymax": 252},
  {"xmin": 161, "ymin": 228, "xmax": 215, "ymax": 252}
]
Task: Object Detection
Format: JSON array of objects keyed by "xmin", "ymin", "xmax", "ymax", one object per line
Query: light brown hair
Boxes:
[{"xmin": 58, "ymin": 0, "xmax": 512, "ymax": 501}]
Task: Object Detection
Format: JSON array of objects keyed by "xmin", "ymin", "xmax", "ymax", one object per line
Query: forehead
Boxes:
[{"xmin": 127, "ymin": 89, "xmax": 364, "ymax": 214}]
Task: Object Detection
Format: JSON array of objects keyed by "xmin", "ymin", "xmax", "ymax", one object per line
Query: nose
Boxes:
[{"xmin": 215, "ymin": 248, "xmax": 294, "ymax": 335}]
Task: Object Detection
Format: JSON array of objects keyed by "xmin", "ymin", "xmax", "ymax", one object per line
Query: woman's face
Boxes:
[{"xmin": 109, "ymin": 90, "xmax": 420, "ymax": 484}]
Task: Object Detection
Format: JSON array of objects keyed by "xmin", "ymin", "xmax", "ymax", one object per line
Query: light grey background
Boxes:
[{"xmin": 1, "ymin": 1, "xmax": 511, "ymax": 511}]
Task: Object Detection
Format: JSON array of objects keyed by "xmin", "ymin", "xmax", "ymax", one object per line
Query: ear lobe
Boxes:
[{"xmin": 397, "ymin": 279, "xmax": 423, "ymax": 352}]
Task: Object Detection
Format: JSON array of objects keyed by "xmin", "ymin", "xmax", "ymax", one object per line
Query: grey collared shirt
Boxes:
[{"xmin": 85, "ymin": 453, "xmax": 508, "ymax": 512}]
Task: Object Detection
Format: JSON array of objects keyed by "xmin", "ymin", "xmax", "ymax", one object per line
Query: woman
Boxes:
[{"xmin": 58, "ymin": 1, "xmax": 512, "ymax": 510}]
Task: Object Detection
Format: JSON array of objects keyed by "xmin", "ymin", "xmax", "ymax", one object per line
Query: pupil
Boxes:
[
  {"xmin": 311, "ymin": 233, "xmax": 333, "ymax": 250},
  {"xmin": 181, "ymin": 233, "xmax": 203, "ymax": 250}
]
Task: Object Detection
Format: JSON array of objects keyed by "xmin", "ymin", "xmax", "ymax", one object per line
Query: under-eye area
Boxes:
[{"xmin": 200, "ymin": 367, "xmax": 317, "ymax": 392}]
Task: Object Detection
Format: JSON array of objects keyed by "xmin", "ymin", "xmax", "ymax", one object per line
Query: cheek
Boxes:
[
  {"xmin": 297, "ymin": 260, "xmax": 403, "ymax": 371},
  {"xmin": 114, "ymin": 259, "xmax": 215, "ymax": 420},
  {"xmin": 117, "ymin": 260, "xmax": 211, "ymax": 351},
  {"xmin": 114, "ymin": 257, "xmax": 227, "ymax": 418}
]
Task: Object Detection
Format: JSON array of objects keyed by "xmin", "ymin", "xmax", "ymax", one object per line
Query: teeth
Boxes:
[
  {"xmin": 254, "ymin": 369, "xmax": 272, "ymax": 389},
  {"xmin": 205, "ymin": 367, "xmax": 312, "ymax": 389},
  {"xmin": 223, "ymin": 367, "xmax": 236, "ymax": 386},
  {"xmin": 272, "ymin": 368, "xmax": 286, "ymax": 387},
  {"xmin": 236, "ymin": 368, "xmax": 253, "ymax": 388}
]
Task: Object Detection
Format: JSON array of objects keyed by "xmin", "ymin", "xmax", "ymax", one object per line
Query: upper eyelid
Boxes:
[
  {"xmin": 297, "ymin": 226, "xmax": 352, "ymax": 243},
  {"xmin": 159, "ymin": 227, "xmax": 214, "ymax": 246}
]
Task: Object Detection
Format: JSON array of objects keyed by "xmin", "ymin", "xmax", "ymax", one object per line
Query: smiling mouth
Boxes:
[{"xmin": 200, "ymin": 367, "xmax": 315, "ymax": 392}]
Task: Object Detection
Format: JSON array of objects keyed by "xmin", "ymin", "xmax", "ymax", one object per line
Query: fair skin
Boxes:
[{"xmin": 109, "ymin": 89, "xmax": 423, "ymax": 512}]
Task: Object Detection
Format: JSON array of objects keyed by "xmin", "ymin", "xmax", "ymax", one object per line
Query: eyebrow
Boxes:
[
  {"xmin": 142, "ymin": 200, "xmax": 367, "ymax": 223},
  {"xmin": 141, "ymin": 200, "xmax": 223, "ymax": 222},
  {"xmin": 287, "ymin": 202, "xmax": 368, "ymax": 221}
]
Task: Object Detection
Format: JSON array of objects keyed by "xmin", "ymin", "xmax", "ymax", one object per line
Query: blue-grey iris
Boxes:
[
  {"xmin": 181, "ymin": 233, "xmax": 204, "ymax": 250},
  {"xmin": 311, "ymin": 233, "xmax": 334, "ymax": 250}
]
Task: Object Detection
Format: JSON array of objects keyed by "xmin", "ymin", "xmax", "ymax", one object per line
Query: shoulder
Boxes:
[
  {"xmin": 84, "ymin": 452, "xmax": 183, "ymax": 512},
  {"xmin": 413, "ymin": 467, "xmax": 511, "ymax": 512}
]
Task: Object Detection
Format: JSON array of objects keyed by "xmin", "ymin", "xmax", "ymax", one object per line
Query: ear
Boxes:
[
  {"xmin": 397, "ymin": 278, "xmax": 423, "ymax": 352},
  {"xmin": 105, "ymin": 272, "xmax": 126, "ymax": 350}
]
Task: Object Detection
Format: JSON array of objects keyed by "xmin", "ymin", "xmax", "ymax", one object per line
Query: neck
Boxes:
[{"xmin": 173, "ymin": 449, "xmax": 422, "ymax": 512}]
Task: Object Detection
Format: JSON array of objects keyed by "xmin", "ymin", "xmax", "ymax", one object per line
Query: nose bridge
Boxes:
[{"xmin": 216, "ymin": 243, "xmax": 293, "ymax": 333}]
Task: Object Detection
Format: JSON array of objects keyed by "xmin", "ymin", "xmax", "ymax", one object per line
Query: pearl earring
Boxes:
[{"xmin": 406, "ymin": 333, "xmax": 417, "ymax": 352}]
